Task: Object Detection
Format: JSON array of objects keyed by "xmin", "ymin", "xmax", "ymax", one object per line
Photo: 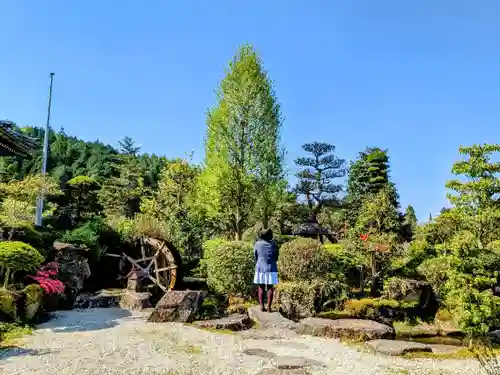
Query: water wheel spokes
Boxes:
[{"xmin": 138, "ymin": 236, "xmax": 181, "ymax": 291}]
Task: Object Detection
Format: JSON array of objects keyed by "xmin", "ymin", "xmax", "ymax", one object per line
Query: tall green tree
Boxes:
[
  {"xmin": 445, "ymin": 144, "xmax": 500, "ymax": 246},
  {"xmin": 294, "ymin": 142, "xmax": 346, "ymax": 221},
  {"xmin": 140, "ymin": 158, "xmax": 202, "ymax": 262},
  {"xmin": 354, "ymin": 187, "xmax": 402, "ymax": 296},
  {"xmin": 119, "ymin": 136, "xmax": 141, "ymax": 156},
  {"xmin": 196, "ymin": 44, "xmax": 285, "ymax": 239},
  {"xmin": 401, "ymin": 204, "xmax": 418, "ymax": 241},
  {"xmin": 98, "ymin": 155, "xmax": 147, "ymax": 218},
  {"xmin": 344, "ymin": 147, "xmax": 399, "ymax": 227}
]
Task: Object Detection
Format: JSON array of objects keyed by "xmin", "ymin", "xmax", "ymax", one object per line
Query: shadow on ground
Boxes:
[
  {"xmin": 0, "ymin": 346, "xmax": 59, "ymax": 360},
  {"xmin": 38, "ymin": 307, "xmax": 134, "ymax": 333}
]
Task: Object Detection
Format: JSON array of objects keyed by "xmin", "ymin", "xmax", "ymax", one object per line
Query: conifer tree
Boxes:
[{"xmin": 196, "ymin": 44, "xmax": 285, "ymax": 239}]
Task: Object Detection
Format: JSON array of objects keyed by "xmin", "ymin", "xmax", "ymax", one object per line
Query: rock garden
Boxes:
[{"xmin": 1, "ymin": 45, "xmax": 500, "ymax": 375}]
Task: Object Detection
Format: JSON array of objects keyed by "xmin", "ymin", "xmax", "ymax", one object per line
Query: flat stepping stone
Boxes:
[
  {"xmin": 273, "ymin": 356, "xmax": 325, "ymax": 369},
  {"xmin": 238, "ymin": 328, "xmax": 297, "ymax": 340},
  {"xmin": 426, "ymin": 344, "xmax": 462, "ymax": 355},
  {"xmin": 296, "ymin": 318, "xmax": 395, "ymax": 341},
  {"xmin": 366, "ymin": 339, "xmax": 463, "ymax": 356},
  {"xmin": 192, "ymin": 314, "xmax": 252, "ymax": 331},
  {"xmin": 366, "ymin": 339, "xmax": 432, "ymax": 356},
  {"xmin": 242, "ymin": 348, "xmax": 277, "ymax": 358},
  {"xmin": 248, "ymin": 306, "xmax": 298, "ymax": 330}
]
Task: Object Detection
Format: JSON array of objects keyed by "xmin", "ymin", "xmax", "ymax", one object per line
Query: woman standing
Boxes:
[{"xmin": 253, "ymin": 228, "xmax": 279, "ymax": 312}]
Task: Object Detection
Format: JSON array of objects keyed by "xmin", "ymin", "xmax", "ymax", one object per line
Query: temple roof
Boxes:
[{"xmin": 0, "ymin": 120, "xmax": 38, "ymax": 158}]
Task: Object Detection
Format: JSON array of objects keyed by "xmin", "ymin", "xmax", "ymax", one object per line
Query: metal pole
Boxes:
[{"xmin": 35, "ymin": 73, "xmax": 54, "ymax": 227}]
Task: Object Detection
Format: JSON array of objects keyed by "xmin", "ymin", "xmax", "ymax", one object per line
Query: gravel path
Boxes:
[{"xmin": 0, "ymin": 308, "xmax": 487, "ymax": 375}]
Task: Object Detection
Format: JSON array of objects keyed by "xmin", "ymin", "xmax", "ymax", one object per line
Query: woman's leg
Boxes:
[
  {"xmin": 266, "ymin": 286, "xmax": 275, "ymax": 312},
  {"xmin": 258, "ymin": 284, "xmax": 266, "ymax": 311}
]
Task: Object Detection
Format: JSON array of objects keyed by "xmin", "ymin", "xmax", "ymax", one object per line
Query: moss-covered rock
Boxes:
[
  {"xmin": 0, "ymin": 289, "xmax": 18, "ymax": 321},
  {"xmin": 23, "ymin": 284, "xmax": 43, "ymax": 321},
  {"xmin": 382, "ymin": 278, "xmax": 439, "ymax": 322}
]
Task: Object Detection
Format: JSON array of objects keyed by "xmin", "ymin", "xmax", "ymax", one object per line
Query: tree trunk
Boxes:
[
  {"xmin": 3, "ymin": 267, "xmax": 10, "ymax": 288},
  {"xmin": 235, "ymin": 208, "xmax": 243, "ymax": 240},
  {"xmin": 262, "ymin": 212, "xmax": 269, "ymax": 229},
  {"xmin": 370, "ymin": 254, "xmax": 380, "ymax": 297}
]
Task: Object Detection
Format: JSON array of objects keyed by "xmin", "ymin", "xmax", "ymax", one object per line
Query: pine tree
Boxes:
[
  {"xmin": 294, "ymin": 142, "xmax": 346, "ymax": 220},
  {"xmin": 344, "ymin": 147, "xmax": 399, "ymax": 227},
  {"xmin": 119, "ymin": 136, "xmax": 141, "ymax": 156},
  {"xmin": 195, "ymin": 44, "xmax": 285, "ymax": 239},
  {"xmin": 402, "ymin": 204, "xmax": 418, "ymax": 241}
]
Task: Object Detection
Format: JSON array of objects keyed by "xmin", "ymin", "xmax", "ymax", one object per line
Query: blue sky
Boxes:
[{"xmin": 1, "ymin": 1, "xmax": 499, "ymax": 221}]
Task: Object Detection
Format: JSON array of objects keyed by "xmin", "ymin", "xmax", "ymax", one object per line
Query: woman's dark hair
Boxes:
[{"xmin": 259, "ymin": 228, "xmax": 273, "ymax": 241}]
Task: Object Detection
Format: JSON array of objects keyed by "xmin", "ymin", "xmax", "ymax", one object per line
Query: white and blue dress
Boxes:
[{"xmin": 253, "ymin": 239, "xmax": 279, "ymax": 286}]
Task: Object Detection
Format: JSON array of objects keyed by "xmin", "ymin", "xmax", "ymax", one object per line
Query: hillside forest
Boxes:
[{"xmin": 1, "ymin": 44, "xmax": 500, "ymax": 340}]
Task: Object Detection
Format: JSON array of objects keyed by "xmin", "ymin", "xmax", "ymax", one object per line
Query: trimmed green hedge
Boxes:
[{"xmin": 205, "ymin": 241, "xmax": 254, "ymax": 296}]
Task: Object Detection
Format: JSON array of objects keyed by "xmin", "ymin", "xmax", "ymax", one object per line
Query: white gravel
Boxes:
[{"xmin": 0, "ymin": 308, "xmax": 487, "ymax": 375}]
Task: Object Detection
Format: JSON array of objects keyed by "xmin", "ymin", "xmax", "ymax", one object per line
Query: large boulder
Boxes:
[
  {"xmin": 53, "ymin": 242, "xmax": 91, "ymax": 309},
  {"xmin": 0, "ymin": 286, "xmax": 44, "ymax": 322},
  {"xmin": 193, "ymin": 314, "xmax": 252, "ymax": 331},
  {"xmin": 277, "ymin": 287, "xmax": 313, "ymax": 320},
  {"xmin": 382, "ymin": 278, "xmax": 439, "ymax": 322},
  {"xmin": 248, "ymin": 306, "xmax": 298, "ymax": 330},
  {"xmin": 296, "ymin": 318, "xmax": 395, "ymax": 341},
  {"xmin": 148, "ymin": 290, "xmax": 205, "ymax": 323},
  {"xmin": 0, "ymin": 289, "xmax": 20, "ymax": 321},
  {"xmin": 23, "ymin": 284, "xmax": 43, "ymax": 321},
  {"xmin": 119, "ymin": 291, "xmax": 151, "ymax": 311}
]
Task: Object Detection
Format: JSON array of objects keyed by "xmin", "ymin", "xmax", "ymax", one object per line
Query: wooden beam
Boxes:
[{"xmin": 156, "ymin": 265, "xmax": 177, "ymax": 272}]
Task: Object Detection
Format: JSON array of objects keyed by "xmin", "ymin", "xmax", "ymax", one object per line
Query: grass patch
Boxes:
[
  {"xmin": 402, "ymin": 345, "xmax": 500, "ymax": 360},
  {"xmin": 0, "ymin": 323, "xmax": 33, "ymax": 347}
]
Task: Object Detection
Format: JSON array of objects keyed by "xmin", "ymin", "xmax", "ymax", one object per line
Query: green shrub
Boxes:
[
  {"xmin": 205, "ymin": 241, "xmax": 254, "ymax": 296},
  {"xmin": 449, "ymin": 230, "xmax": 479, "ymax": 258},
  {"xmin": 0, "ymin": 322, "xmax": 32, "ymax": 343},
  {"xmin": 273, "ymin": 234, "xmax": 295, "ymax": 248},
  {"xmin": 60, "ymin": 221, "xmax": 100, "ymax": 249},
  {"xmin": 487, "ymin": 240, "xmax": 500, "ymax": 252},
  {"xmin": 417, "ymin": 256, "xmax": 457, "ymax": 297},
  {"xmin": 195, "ymin": 238, "xmax": 228, "ymax": 278},
  {"xmin": 390, "ymin": 240, "xmax": 437, "ymax": 279},
  {"xmin": 278, "ymin": 238, "xmax": 331, "ymax": 282},
  {"xmin": 0, "ymin": 241, "xmax": 44, "ymax": 287},
  {"xmin": 447, "ymin": 285, "xmax": 500, "ymax": 336},
  {"xmin": 278, "ymin": 277, "xmax": 347, "ymax": 319}
]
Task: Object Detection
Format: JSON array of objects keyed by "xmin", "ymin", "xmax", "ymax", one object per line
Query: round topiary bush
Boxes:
[
  {"xmin": 0, "ymin": 241, "xmax": 44, "ymax": 287},
  {"xmin": 278, "ymin": 238, "xmax": 332, "ymax": 282},
  {"xmin": 205, "ymin": 241, "xmax": 254, "ymax": 296}
]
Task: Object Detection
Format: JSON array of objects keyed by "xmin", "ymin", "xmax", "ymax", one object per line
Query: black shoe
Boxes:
[{"xmin": 260, "ymin": 306, "xmax": 266, "ymax": 312}]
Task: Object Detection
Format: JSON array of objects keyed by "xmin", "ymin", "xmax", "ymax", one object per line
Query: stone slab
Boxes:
[
  {"xmin": 296, "ymin": 318, "xmax": 395, "ymax": 341},
  {"xmin": 147, "ymin": 290, "xmax": 204, "ymax": 323},
  {"xmin": 365, "ymin": 339, "xmax": 432, "ymax": 356},
  {"xmin": 273, "ymin": 356, "xmax": 324, "ymax": 369},
  {"xmin": 193, "ymin": 314, "xmax": 252, "ymax": 331},
  {"xmin": 238, "ymin": 328, "xmax": 298, "ymax": 340},
  {"xmin": 248, "ymin": 306, "xmax": 298, "ymax": 330},
  {"xmin": 242, "ymin": 348, "xmax": 277, "ymax": 358}
]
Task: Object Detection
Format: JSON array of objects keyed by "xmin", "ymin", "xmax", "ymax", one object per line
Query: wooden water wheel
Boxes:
[{"xmin": 107, "ymin": 236, "xmax": 182, "ymax": 291}]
